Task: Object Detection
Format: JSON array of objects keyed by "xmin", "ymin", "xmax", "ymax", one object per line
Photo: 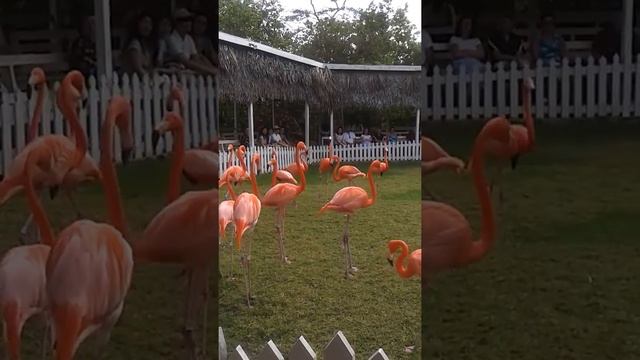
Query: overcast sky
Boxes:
[{"xmin": 278, "ymin": 0, "xmax": 420, "ymax": 37}]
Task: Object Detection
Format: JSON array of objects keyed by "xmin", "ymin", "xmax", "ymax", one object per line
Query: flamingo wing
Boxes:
[
  {"xmin": 275, "ymin": 170, "xmax": 297, "ymax": 184},
  {"xmin": 137, "ymin": 189, "xmax": 217, "ymax": 267},
  {"xmin": 46, "ymin": 220, "xmax": 133, "ymax": 359},
  {"xmin": 219, "ymin": 200, "xmax": 235, "ymax": 236},
  {"xmin": 184, "ymin": 149, "xmax": 218, "ymax": 185},
  {"xmin": 261, "ymin": 183, "xmax": 300, "ymax": 207},
  {"xmin": 321, "ymin": 186, "xmax": 368, "ymax": 213},
  {"xmin": 422, "ymin": 201, "xmax": 473, "ymax": 275}
]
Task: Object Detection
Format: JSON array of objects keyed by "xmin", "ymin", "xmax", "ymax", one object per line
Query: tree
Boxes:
[
  {"xmin": 291, "ymin": 0, "xmax": 420, "ymax": 65},
  {"xmin": 219, "ymin": 0, "xmax": 294, "ymax": 51}
]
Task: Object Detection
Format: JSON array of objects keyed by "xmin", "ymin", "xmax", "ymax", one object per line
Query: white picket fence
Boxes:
[
  {"xmin": 219, "ymin": 327, "xmax": 392, "ymax": 360},
  {"xmin": 424, "ymin": 55, "xmax": 640, "ymax": 120},
  {"xmin": 218, "ymin": 141, "xmax": 420, "ymax": 175},
  {"xmin": 0, "ymin": 72, "xmax": 217, "ymax": 175}
]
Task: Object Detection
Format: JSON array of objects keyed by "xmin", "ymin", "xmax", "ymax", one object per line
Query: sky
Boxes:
[{"xmin": 278, "ymin": 0, "xmax": 421, "ymax": 37}]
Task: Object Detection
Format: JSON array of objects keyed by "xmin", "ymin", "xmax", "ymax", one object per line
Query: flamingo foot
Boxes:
[
  {"xmin": 349, "ymin": 266, "xmax": 359, "ymax": 273},
  {"xmin": 284, "ymin": 256, "xmax": 292, "ymax": 265}
]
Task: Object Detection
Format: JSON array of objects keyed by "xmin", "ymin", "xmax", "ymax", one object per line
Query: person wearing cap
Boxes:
[{"xmin": 164, "ymin": 8, "xmax": 217, "ymax": 76}]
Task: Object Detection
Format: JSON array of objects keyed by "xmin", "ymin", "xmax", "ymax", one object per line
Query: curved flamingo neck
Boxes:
[
  {"xmin": 365, "ymin": 163, "xmax": 377, "ymax": 207},
  {"xmin": 332, "ymin": 156, "xmax": 341, "ymax": 181},
  {"xmin": 270, "ymin": 156, "xmax": 278, "ymax": 187},
  {"xmin": 225, "ymin": 180, "xmax": 238, "ymax": 201},
  {"xmin": 23, "ymin": 156, "xmax": 55, "ymax": 247},
  {"xmin": 227, "ymin": 146, "xmax": 234, "ymax": 167},
  {"xmin": 60, "ymin": 80, "xmax": 87, "ymax": 167},
  {"xmin": 167, "ymin": 123, "xmax": 185, "ymax": 204},
  {"xmin": 465, "ymin": 138, "xmax": 495, "ymax": 264},
  {"xmin": 522, "ymin": 84, "xmax": 535, "ymax": 149},
  {"xmin": 27, "ymin": 84, "xmax": 46, "ymax": 143},
  {"xmin": 296, "ymin": 147, "xmax": 306, "ymax": 193},
  {"xmin": 250, "ymin": 156, "xmax": 260, "ymax": 198},
  {"xmin": 238, "ymin": 152, "xmax": 247, "ymax": 174},
  {"xmin": 99, "ymin": 106, "xmax": 129, "ymax": 238},
  {"xmin": 393, "ymin": 242, "xmax": 415, "ymax": 278}
]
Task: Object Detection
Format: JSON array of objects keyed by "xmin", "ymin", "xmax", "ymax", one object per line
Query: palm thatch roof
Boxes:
[{"xmin": 218, "ymin": 32, "xmax": 420, "ymax": 109}]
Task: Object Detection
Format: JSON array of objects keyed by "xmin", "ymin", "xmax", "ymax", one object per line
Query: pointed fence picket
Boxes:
[
  {"xmin": 423, "ymin": 55, "xmax": 640, "ymax": 121},
  {"xmin": 0, "ymin": 73, "xmax": 217, "ymax": 175},
  {"xmin": 219, "ymin": 327, "xmax": 391, "ymax": 360},
  {"xmin": 218, "ymin": 141, "xmax": 420, "ymax": 176}
]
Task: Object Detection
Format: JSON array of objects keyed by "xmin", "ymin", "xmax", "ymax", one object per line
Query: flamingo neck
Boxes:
[
  {"xmin": 226, "ymin": 180, "xmax": 238, "ymax": 201},
  {"xmin": 27, "ymin": 85, "xmax": 46, "ymax": 143},
  {"xmin": 365, "ymin": 164, "xmax": 377, "ymax": 207},
  {"xmin": 99, "ymin": 111, "xmax": 128, "ymax": 238},
  {"xmin": 296, "ymin": 147, "xmax": 306, "ymax": 193},
  {"xmin": 227, "ymin": 147, "xmax": 234, "ymax": 167},
  {"xmin": 250, "ymin": 157, "xmax": 260, "ymax": 198},
  {"xmin": 522, "ymin": 84, "xmax": 535, "ymax": 149},
  {"xmin": 393, "ymin": 243, "xmax": 415, "ymax": 278},
  {"xmin": 239, "ymin": 153, "xmax": 247, "ymax": 174},
  {"xmin": 23, "ymin": 159, "xmax": 55, "ymax": 247},
  {"xmin": 270, "ymin": 157, "xmax": 278, "ymax": 187},
  {"xmin": 465, "ymin": 140, "xmax": 495, "ymax": 264},
  {"xmin": 60, "ymin": 84, "xmax": 87, "ymax": 167},
  {"xmin": 332, "ymin": 156, "xmax": 341, "ymax": 181},
  {"xmin": 167, "ymin": 125, "xmax": 185, "ymax": 204}
]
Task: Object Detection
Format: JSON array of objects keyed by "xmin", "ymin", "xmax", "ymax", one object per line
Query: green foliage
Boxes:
[{"xmin": 219, "ymin": 0, "xmax": 294, "ymax": 51}]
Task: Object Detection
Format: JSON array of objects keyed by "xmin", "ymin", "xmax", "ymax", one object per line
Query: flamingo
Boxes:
[
  {"xmin": 268, "ymin": 149, "xmax": 297, "ymax": 186},
  {"xmin": 422, "ymin": 117, "xmax": 511, "ymax": 285},
  {"xmin": 0, "ymin": 147, "xmax": 60, "ymax": 360},
  {"xmin": 421, "ymin": 136, "xmax": 465, "ymax": 200},
  {"xmin": 320, "ymin": 159, "xmax": 386, "ymax": 278},
  {"xmin": 469, "ymin": 78, "xmax": 535, "ymax": 201},
  {"xmin": 45, "ymin": 96, "xmax": 134, "ymax": 360},
  {"xmin": 386, "ymin": 240, "xmax": 421, "ymax": 278},
  {"xmin": 230, "ymin": 153, "xmax": 262, "ymax": 307},
  {"xmin": 219, "ymin": 145, "xmax": 249, "ymax": 196},
  {"xmin": 219, "ymin": 198, "xmax": 235, "ymax": 278},
  {"xmin": 284, "ymin": 149, "xmax": 308, "ymax": 177},
  {"xmin": 151, "ymin": 112, "xmax": 216, "ymax": 204},
  {"xmin": 317, "ymin": 143, "xmax": 336, "ymax": 198},
  {"xmin": 261, "ymin": 142, "xmax": 307, "ymax": 264},
  {"xmin": 0, "ymin": 70, "xmax": 99, "ymax": 244},
  {"xmin": 331, "ymin": 155, "xmax": 366, "ymax": 185}
]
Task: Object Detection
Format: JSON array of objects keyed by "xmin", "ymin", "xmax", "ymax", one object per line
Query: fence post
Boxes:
[
  {"xmin": 324, "ymin": 331, "xmax": 355, "ymax": 360},
  {"xmin": 219, "ymin": 327, "xmax": 228, "ymax": 360}
]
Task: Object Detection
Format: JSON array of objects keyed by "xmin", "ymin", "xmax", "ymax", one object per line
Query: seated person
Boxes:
[
  {"xmin": 270, "ymin": 126, "xmax": 287, "ymax": 146},
  {"xmin": 592, "ymin": 22, "xmax": 618, "ymax": 61},
  {"xmin": 423, "ymin": 30, "xmax": 434, "ymax": 68},
  {"xmin": 192, "ymin": 14, "xmax": 218, "ymax": 68},
  {"xmin": 449, "ymin": 16, "xmax": 485, "ymax": 73},
  {"xmin": 488, "ymin": 16, "xmax": 526, "ymax": 65},
  {"xmin": 531, "ymin": 14, "xmax": 566, "ymax": 66},
  {"xmin": 344, "ymin": 127, "xmax": 356, "ymax": 146},
  {"xmin": 388, "ymin": 128, "xmax": 398, "ymax": 143},
  {"xmin": 162, "ymin": 8, "xmax": 217, "ymax": 76},
  {"xmin": 122, "ymin": 13, "xmax": 157, "ymax": 75},
  {"xmin": 361, "ymin": 128, "xmax": 373, "ymax": 146},
  {"xmin": 335, "ymin": 127, "xmax": 346, "ymax": 146}
]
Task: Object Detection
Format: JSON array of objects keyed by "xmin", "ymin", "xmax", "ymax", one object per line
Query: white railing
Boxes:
[
  {"xmin": 218, "ymin": 141, "xmax": 420, "ymax": 175},
  {"xmin": 219, "ymin": 327, "xmax": 391, "ymax": 360},
  {"xmin": 0, "ymin": 73, "xmax": 217, "ymax": 175},
  {"xmin": 424, "ymin": 55, "xmax": 640, "ymax": 120}
]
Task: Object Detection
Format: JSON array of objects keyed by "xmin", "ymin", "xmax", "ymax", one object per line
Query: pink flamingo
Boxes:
[
  {"xmin": 230, "ymin": 153, "xmax": 262, "ymax": 307},
  {"xmin": 219, "ymin": 145, "xmax": 249, "ymax": 196},
  {"xmin": 268, "ymin": 149, "xmax": 297, "ymax": 186},
  {"xmin": 261, "ymin": 142, "xmax": 307, "ymax": 264},
  {"xmin": 387, "ymin": 240, "xmax": 421, "ymax": 278},
  {"xmin": 320, "ymin": 159, "xmax": 386, "ymax": 278},
  {"xmin": 422, "ymin": 136, "xmax": 465, "ymax": 200},
  {"xmin": 331, "ymin": 155, "xmax": 366, "ymax": 185},
  {"xmin": 318, "ymin": 143, "xmax": 336, "ymax": 198},
  {"xmin": 422, "ymin": 117, "xmax": 511, "ymax": 285}
]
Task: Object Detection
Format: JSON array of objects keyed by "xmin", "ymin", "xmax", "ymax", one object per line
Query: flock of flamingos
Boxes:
[
  {"xmin": 218, "ymin": 138, "xmax": 422, "ymax": 308},
  {"xmin": 0, "ymin": 68, "xmax": 215, "ymax": 359},
  {"xmin": 422, "ymin": 77, "xmax": 536, "ymax": 286}
]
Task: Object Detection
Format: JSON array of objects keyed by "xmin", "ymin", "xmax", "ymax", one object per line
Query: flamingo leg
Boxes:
[
  {"xmin": 342, "ymin": 215, "xmax": 355, "ymax": 279},
  {"xmin": 183, "ymin": 267, "xmax": 209, "ymax": 359},
  {"xmin": 345, "ymin": 215, "xmax": 358, "ymax": 274},
  {"xmin": 182, "ymin": 269, "xmax": 197, "ymax": 359},
  {"xmin": 281, "ymin": 207, "xmax": 290, "ymax": 264},
  {"xmin": 200, "ymin": 267, "xmax": 210, "ymax": 358},
  {"xmin": 40, "ymin": 315, "xmax": 49, "ymax": 360}
]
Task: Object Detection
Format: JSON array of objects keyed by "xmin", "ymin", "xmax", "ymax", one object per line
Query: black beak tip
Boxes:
[
  {"xmin": 387, "ymin": 257, "xmax": 394, "ymax": 266},
  {"xmin": 49, "ymin": 186, "xmax": 59, "ymax": 200},
  {"xmin": 151, "ymin": 131, "xmax": 160, "ymax": 149},
  {"xmin": 511, "ymin": 156, "xmax": 519, "ymax": 170}
]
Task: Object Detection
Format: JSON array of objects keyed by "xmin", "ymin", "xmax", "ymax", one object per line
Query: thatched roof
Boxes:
[{"xmin": 218, "ymin": 32, "xmax": 420, "ymax": 109}]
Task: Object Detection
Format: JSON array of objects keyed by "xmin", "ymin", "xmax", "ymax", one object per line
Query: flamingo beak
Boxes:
[
  {"xmin": 511, "ymin": 155, "xmax": 519, "ymax": 170},
  {"xmin": 151, "ymin": 130, "xmax": 160, "ymax": 149},
  {"xmin": 122, "ymin": 149, "xmax": 133, "ymax": 165},
  {"xmin": 386, "ymin": 254, "xmax": 394, "ymax": 267},
  {"xmin": 49, "ymin": 185, "xmax": 59, "ymax": 200}
]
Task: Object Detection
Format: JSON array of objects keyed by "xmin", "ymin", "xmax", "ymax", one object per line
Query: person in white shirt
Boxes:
[
  {"xmin": 164, "ymin": 8, "xmax": 217, "ymax": 76},
  {"xmin": 270, "ymin": 126, "xmax": 287, "ymax": 146},
  {"xmin": 345, "ymin": 127, "xmax": 355, "ymax": 145},
  {"xmin": 335, "ymin": 127, "xmax": 346, "ymax": 146},
  {"xmin": 449, "ymin": 16, "xmax": 485, "ymax": 73},
  {"xmin": 360, "ymin": 128, "xmax": 373, "ymax": 146}
]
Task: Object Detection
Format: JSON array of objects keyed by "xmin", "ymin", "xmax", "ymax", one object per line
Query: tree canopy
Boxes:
[{"xmin": 220, "ymin": 0, "xmax": 420, "ymax": 65}]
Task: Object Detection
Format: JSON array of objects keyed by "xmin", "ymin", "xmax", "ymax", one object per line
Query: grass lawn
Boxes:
[
  {"xmin": 423, "ymin": 120, "xmax": 640, "ymax": 359},
  {"xmin": 219, "ymin": 162, "xmax": 421, "ymax": 359},
  {"xmin": 0, "ymin": 158, "xmax": 217, "ymax": 359}
]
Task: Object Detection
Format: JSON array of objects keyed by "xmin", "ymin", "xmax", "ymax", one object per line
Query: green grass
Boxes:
[
  {"xmin": 219, "ymin": 162, "xmax": 421, "ymax": 359},
  {"xmin": 423, "ymin": 120, "xmax": 640, "ymax": 359},
  {"xmin": 0, "ymin": 158, "xmax": 217, "ymax": 359}
]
